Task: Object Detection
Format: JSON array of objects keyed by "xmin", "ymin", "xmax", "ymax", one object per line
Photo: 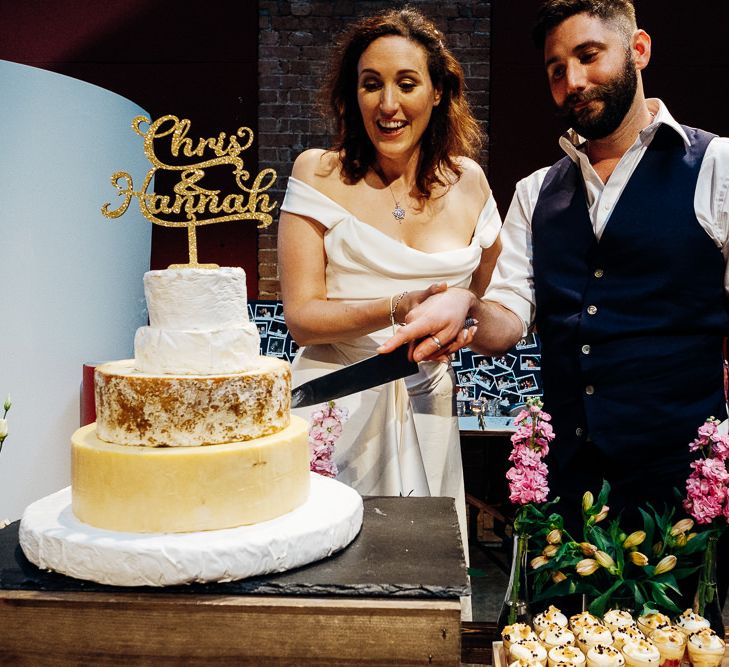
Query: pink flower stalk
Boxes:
[
  {"xmin": 684, "ymin": 418, "xmax": 729, "ymax": 525},
  {"xmin": 308, "ymin": 401, "xmax": 349, "ymax": 478},
  {"xmin": 506, "ymin": 397, "xmax": 554, "ymax": 506}
]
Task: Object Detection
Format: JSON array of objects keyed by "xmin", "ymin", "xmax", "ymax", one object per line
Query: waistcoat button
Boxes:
[{"xmin": 587, "ymin": 305, "xmax": 598, "ymax": 315}]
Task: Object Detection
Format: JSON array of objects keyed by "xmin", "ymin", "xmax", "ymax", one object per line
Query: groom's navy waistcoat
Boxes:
[{"xmin": 532, "ymin": 125, "xmax": 728, "ymax": 473}]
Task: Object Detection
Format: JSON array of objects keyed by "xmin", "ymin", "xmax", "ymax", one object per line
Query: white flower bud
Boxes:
[
  {"xmin": 629, "ymin": 551, "xmax": 649, "ymax": 566},
  {"xmin": 0, "ymin": 418, "xmax": 7, "ymax": 439},
  {"xmin": 546, "ymin": 529, "xmax": 563, "ymax": 545},
  {"xmin": 576, "ymin": 558, "xmax": 599, "ymax": 576},
  {"xmin": 595, "ymin": 550, "xmax": 615, "ymax": 569},
  {"xmin": 623, "ymin": 531, "xmax": 646, "ymax": 549},
  {"xmin": 670, "ymin": 518, "xmax": 694, "ymax": 536},
  {"xmin": 654, "ymin": 555, "xmax": 677, "ymax": 575}
]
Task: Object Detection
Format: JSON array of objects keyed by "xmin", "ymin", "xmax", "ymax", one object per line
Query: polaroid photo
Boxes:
[
  {"xmin": 517, "ymin": 373, "xmax": 539, "ymax": 393},
  {"xmin": 494, "ymin": 370, "xmax": 517, "ymax": 390},
  {"xmin": 519, "ymin": 354, "xmax": 541, "ymax": 371},
  {"xmin": 499, "ymin": 390, "xmax": 523, "ymax": 411},
  {"xmin": 268, "ymin": 319, "xmax": 288, "ymax": 338},
  {"xmin": 456, "ymin": 369, "xmax": 475, "ymax": 386},
  {"xmin": 473, "ymin": 372, "xmax": 496, "ymax": 392},
  {"xmin": 456, "ymin": 384, "xmax": 475, "ymax": 401},
  {"xmin": 450, "ymin": 349, "xmax": 462, "ymax": 368},
  {"xmin": 515, "ymin": 333, "xmax": 538, "ymax": 350},
  {"xmin": 274, "ymin": 302, "xmax": 285, "ymax": 320},
  {"xmin": 289, "ymin": 338, "xmax": 300, "ymax": 357},
  {"xmin": 477, "ymin": 385, "xmax": 500, "ymax": 400},
  {"xmin": 256, "ymin": 320, "xmax": 270, "ymax": 337},
  {"xmin": 266, "ymin": 336, "xmax": 286, "ymax": 357},
  {"xmin": 255, "ymin": 304, "xmax": 275, "ymax": 320},
  {"xmin": 472, "ymin": 354, "xmax": 494, "ymax": 370},
  {"xmin": 493, "ymin": 353, "xmax": 518, "ymax": 370}
]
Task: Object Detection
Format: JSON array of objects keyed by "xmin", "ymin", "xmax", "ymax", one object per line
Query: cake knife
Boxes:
[{"xmin": 290, "ymin": 345, "xmax": 419, "ymax": 408}]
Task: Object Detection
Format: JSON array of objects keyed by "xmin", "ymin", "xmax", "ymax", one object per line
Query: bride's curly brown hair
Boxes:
[{"xmin": 323, "ymin": 6, "xmax": 483, "ymax": 199}]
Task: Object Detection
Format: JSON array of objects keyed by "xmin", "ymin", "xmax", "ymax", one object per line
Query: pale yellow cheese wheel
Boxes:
[{"xmin": 72, "ymin": 416, "xmax": 310, "ymax": 533}]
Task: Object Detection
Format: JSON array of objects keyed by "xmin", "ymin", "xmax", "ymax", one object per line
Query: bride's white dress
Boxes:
[{"xmin": 281, "ymin": 176, "xmax": 502, "ymax": 546}]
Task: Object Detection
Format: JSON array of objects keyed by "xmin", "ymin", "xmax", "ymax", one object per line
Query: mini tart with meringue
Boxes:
[
  {"xmin": 649, "ymin": 627, "xmax": 687, "ymax": 667},
  {"xmin": 673, "ymin": 609, "xmax": 710, "ymax": 637},
  {"xmin": 540, "ymin": 625, "xmax": 577, "ymax": 649},
  {"xmin": 548, "ymin": 644, "xmax": 587, "ymax": 667},
  {"xmin": 578, "ymin": 625, "xmax": 614, "ymax": 653},
  {"xmin": 620, "ymin": 639, "xmax": 661, "ymax": 667},
  {"xmin": 603, "ymin": 610, "xmax": 638, "ymax": 633},
  {"xmin": 503, "ymin": 623, "xmax": 540, "ymax": 650},
  {"xmin": 534, "ymin": 605, "xmax": 570, "ymax": 634},
  {"xmin": 570, "ymin": 612, "xmax": 604, "ymax": 634},
  {"xmin": 636, "ymin": 612, "xmax": 671, "ymax": 637},
  {"xmin": 686, "ymin": 629, "xmax": 725, "ymax": 667},
  {"xmin": 510, "ymin": 640, "xmax": 549, "ymax": 665},
  {"xmin": 611, "ymin": 624, "xmax": 645, "ymax": 651},
  {"xmin": 509, "ymin": 659, "xmax": 545, "ymax": 667},
  {"xmin": 586, "ymin": 644, "xmax": 626, "ymax": 667}
]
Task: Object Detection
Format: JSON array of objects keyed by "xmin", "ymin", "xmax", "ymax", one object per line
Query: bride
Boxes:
[{"xmin": 278, "ymin": 7, "xmax": 502, "ymax": 549}]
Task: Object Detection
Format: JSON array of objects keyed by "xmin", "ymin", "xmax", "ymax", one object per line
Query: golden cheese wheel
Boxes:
[
  {"xmin": 94, "ymin": 357, "xmax": 291, "ymax": 447},
  {"xmin": 72, "ymin": 416, "xmax": 310, "ymax": 533}
]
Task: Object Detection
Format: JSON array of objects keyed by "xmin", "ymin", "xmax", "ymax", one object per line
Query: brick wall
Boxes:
[{"xmin": 257, "ymin": 0, "xmax": 492, "ymax": 298}]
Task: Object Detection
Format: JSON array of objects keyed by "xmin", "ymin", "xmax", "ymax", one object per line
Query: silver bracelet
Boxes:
[{"xmin": 389, "ymin": 291, "xmax": 408, "ymax": 328}]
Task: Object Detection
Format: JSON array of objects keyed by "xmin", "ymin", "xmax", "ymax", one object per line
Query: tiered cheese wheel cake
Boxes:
[{"xmin": 71, "ymin": 267, "xmax": 311, "ymax": 533}]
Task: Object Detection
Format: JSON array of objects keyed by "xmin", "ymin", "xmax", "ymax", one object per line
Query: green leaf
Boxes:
[
  {"xmin": 645, "ymin": 580, "xmax": 681, "ymax": 614},
  {"xmin": 588, "ymin": 580, "xmax": 625, "ymax": 617},
  {"xmin": 595, "ymin": 479, "xmax": 611, "ymax": 507},
  {"xmin": 653, "ymin": 573, "xmax": 681, "ymax": 595},
  {"xmin": 639, "ymin": 507, "xmax": 656, "ymax": 552}
]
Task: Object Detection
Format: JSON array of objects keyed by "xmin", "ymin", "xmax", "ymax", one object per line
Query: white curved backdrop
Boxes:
[{"xmin": 0, "ymin": 60, "xmax": 151, "ymax": 520}]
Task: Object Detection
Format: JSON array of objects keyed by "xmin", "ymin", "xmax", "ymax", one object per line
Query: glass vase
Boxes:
[
  {"xmin": 497, "ymin": 532, "xmax": 531, "ymax": 631},
  {"xmin": 693, "ymin": 533, "xmax": 724, "ymax": 636}
]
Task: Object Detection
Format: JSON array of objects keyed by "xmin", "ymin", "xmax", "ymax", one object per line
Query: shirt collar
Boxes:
[{"xmin": 558, "ymin": 98, "xmax": 691, "ymax": 161}]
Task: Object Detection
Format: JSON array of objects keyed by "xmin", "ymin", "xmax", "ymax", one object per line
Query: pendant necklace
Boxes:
[{"xmin": 373, "ymin": 166, "xmax": 406, "ymax": 222}]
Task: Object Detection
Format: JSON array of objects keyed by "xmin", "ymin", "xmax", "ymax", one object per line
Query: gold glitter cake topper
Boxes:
[{"xmin": 102, "ymin": 115, "xmax": 278, "ymax": 268}]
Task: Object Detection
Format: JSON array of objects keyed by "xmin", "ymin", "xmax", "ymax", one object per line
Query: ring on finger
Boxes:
[{"xmin": 430, "ymin": 334, "xmax": 443, "ymax": 350}]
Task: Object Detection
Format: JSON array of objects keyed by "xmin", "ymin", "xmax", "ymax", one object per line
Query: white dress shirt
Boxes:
[{"xmin": 485, "ymin": 99, "xmax": 729, "ymax": 335}]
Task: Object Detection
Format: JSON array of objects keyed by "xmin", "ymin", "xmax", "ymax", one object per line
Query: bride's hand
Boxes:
[
  {"xmin": 392, "ymin": 282, "xmax": 448, "ymax": 324},
  {"xmin": 379, "ymin": 287, "xmax": 477, "ymax": 362}
]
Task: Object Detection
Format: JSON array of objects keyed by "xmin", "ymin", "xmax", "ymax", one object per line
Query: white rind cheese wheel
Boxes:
[
  {"xmin": 95, "ymin": 357, "xmax": 290, "ymax": 447},
  {"xmin": 145, "ymin": 267, "xmax": 249, "ymax": 330},
  {"xmin": 134, "ymin": 322, "xmax": 261, "ymax": 375},
  {"xmin": 72, "ymin": 416, "xmax": 311, "ymax": 533}
]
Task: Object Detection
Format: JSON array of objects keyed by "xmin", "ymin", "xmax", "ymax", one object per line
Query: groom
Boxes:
[{"xmin": 382, "ymin": 0, "xmax": 729, "ymax": 566}]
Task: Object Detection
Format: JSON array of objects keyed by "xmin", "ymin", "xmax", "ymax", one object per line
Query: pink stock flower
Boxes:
[
  {"xmin": 308, "ymin": 400, "xmax": 349, "ymax": 478},
  {"xmin": 711, "ymin": 434, "xmax": 729, "ymax": 460},
  {"xmin": 506, "ymin": 461, "xmax": 549, "ymax": 504},
  {"xmin": 684, "ymin": 418, "xmax": 729, "ymax": 526},
  {"xmin": 506, "ymin": 397, "xmax": 554, "ymax": 506}
]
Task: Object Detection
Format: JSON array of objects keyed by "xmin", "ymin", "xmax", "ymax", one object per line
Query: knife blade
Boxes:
[{"xmin": 291, "ymin": 345, "xmax": 419, "ymax": 408}]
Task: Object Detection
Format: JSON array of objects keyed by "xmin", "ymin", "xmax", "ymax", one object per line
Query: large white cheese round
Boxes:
[
  {"xmin": 72, "ymin": 415, "xmax": 310, "ymax": 533},
  {"xmin": 134, "ymin": 322, "xmax": 260, "ymax": 375},
  {"xmin": 20, "ymin": 473, "xmax": 363, "ymax": 586},
  {"xmin": 95, "ymin": 357, "xmax": 290, "ymax": 447}
]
